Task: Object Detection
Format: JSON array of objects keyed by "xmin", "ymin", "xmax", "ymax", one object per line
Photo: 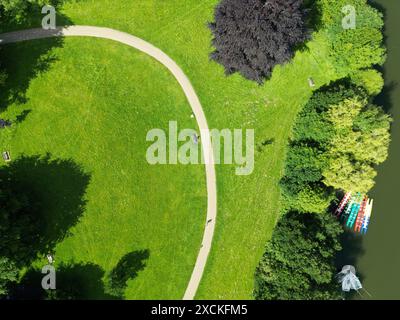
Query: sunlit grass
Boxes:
[
  {"xmin": 1, "ymin": 0, "xmax": 341, "ymax": 299},
  {"xmin": 0, "ymin": 38, "xmax": 206, "ymax": 299}
]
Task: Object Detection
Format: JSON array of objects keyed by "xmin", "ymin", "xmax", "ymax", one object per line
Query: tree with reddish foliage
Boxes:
[{"xmin": 209, "ymin": 0, "xmax": 311, "ymax": 83}]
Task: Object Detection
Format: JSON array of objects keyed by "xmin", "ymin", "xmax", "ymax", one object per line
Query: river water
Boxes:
[{"xmin": 337, "ymin": 0, "xmax": 400, "ymax": 300}]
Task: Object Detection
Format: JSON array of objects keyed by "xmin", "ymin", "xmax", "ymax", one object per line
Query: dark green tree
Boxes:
[
  {"xmin": 281, "ymin": 81, "xmax": 391, "ymax": 211},
  {"xmin": 254, "ymin": 212, "xmax": 343, "ymax": 300},
  {"xmin": 0, "ymin": 177, "xmax": 40, "ymax": 265},
  {"xmin": 0, "ymin": 256, "xmax": 18, "ymax": 296},
  {"xmin": 281, "ymin": 145, "xmax": 327, "ymax": 195},
  {"xmin": 0, "ymin": 155, "xmax": 90, "ymax": 266}
]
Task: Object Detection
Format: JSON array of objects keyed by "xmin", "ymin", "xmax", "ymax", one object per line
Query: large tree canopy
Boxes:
[
  {"xmin": 318, "ymin": 0, "xmax": 386, "ymax": 74},
  {"xmin": 254, "ymin": 212, "xmax": 343, "ymax": 300},
  {"xmin": 281, "ymin": 81, "xmax": 392, "ymax": 213},
  {"xmin": 209, "ymin": 0, "xmax": 311, "ymax": 83}
]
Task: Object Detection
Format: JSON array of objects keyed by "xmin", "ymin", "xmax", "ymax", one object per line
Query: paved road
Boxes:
[{"xmin": 0, "ymin": 26, "xmax": 217, "ymax": 300}]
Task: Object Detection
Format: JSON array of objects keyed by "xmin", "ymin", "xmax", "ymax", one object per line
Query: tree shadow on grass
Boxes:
[
  {"xmin": 15, "ymin": 109, "xmax": 32, "ymax": 123},
  {"xmin": 0, "ymin": 1, "xmax": 74, "ymax": 120},
  {"xmin": 11, "ymin": 262, "xmax": 119, "ymax": 300},
  {"xmin": 106, "ymin": 250, "xmax": 150, "ymax": 297},
  {"xmin": 0, "ymin": 154, "xmax": 90, "ymax": 266},
  {"xmin": 256, "ymin": 138, "xmax": 275, "ymax": 153},
  {"xmin": 0, "ymin": 37, "xmax": 63, "ymax": 112}
]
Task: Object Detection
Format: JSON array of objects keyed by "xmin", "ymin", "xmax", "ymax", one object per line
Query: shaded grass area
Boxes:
[
  {"xmin": 13, "ymin": 262, "xmax": 117, "ymax": 300},
  {"xmin": 0, "ymin": 37, "xmax": 206, "ymax": 299},
  {"xmin": 0, "ymin": 154, "xmax": 90, "ymax": 266},
  {"xmin": 0, "ymin": 35, "xmax": 64, "ymax": 114},
  {"xmin": 1, "ymin": 0, "xmax": 343, "ymax": 299},
  {"xmin": 12, "ymin": 250, "xmax": 150, "ymax": 300}
]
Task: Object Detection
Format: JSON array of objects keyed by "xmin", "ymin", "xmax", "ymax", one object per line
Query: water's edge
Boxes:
[{"xmin": 337, "ymin": 0, "xmax": 400, "ymax": 300}]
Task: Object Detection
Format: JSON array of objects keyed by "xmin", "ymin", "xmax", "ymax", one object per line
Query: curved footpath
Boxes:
[{"xmin": 0, "ymin": 26, "xmax": 217, "ymax": 300}]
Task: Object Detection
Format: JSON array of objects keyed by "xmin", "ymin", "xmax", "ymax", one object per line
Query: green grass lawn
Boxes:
[
  {"xmin": 0, "ymin": 38, "xmax": 206, "ymax": 299},
  {"xmin": 1, "ymin": 0, "xmax": 342, "ymax": 299}
]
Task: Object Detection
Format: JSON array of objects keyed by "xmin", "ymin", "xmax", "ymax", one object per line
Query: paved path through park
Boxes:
[{"xmin": 0, "ymin": 26, "xmax": 217, "ymax": 300}]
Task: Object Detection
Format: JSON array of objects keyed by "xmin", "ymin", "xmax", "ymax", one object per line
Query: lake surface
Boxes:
[{"xmin": 338, "ymin": 0, "xmax": 400, "ymax": 300}]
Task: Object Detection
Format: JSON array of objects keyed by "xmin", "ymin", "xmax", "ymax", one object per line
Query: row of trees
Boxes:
[
  {"xmin": 254, "ymin": 77, "xmax": 392, "ymax": 299},
  {"xmin": 281, "ymin": 82, "xmax": 391, "ymax": 213},
  {"xmin": 0, "ymin": 19, "xmax": 21, "ymax": 292},
  {"xmin": 0, "ymin": 1, "xmax": 32, "ymax": 294},
  {"xmin": 254, "ymin": 0, "xmax": 391, "ymax": 299},
  {"xmin": 255, "ymin": 80, "xmax": 392, "ymax": 299},
  {"xmin": 255, "ymin": 79, "xmax": 391, "ymax": 299}
]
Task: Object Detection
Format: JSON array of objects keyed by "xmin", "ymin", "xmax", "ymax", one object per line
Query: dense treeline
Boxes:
[
  {"xmin": 254, "ymin": 212, "xmax": 342, "ymax": 299},
  {"xmin": 281, "ymin": 82, "xmax": 391, "ymax": 213},
  {"xmin": 254, "ymin": 0, "xmax": 391, "ymax": 300},
  {"xmin": 255, "ymin": 78, "xmax": 391, "ymax": 299}
]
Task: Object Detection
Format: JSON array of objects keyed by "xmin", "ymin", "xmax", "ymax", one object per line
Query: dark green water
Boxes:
[{"xmin": 339, "ymin": 0, "xmax": 400, "ymax": 300}]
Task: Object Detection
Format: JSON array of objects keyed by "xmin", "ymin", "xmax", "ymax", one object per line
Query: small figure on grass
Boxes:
[
  {"xmin": 0, "ymin": 119, "xmax": 12, "ymax": 129},
  {"xmin": 192, "ymin": 133, "xmax": 200, "ymax": 145}
]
